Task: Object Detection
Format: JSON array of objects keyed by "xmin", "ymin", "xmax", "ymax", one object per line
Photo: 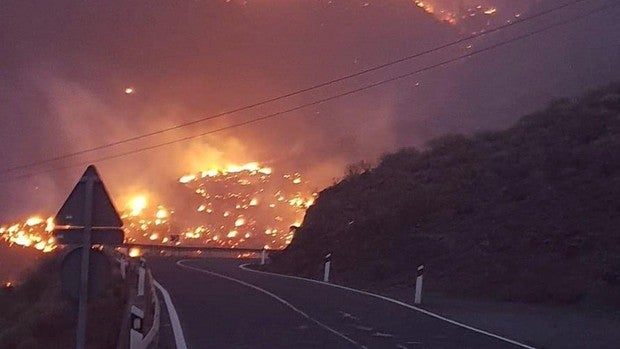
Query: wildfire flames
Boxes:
[
  {"xmin": 123, "ymin": 162, "xmax": 315, "ymax": 250},
  {"xmin": 0, "ymin": 216, "xmax": 57, "ymax": 253},
  {"xmin": 1, "ymin": 162, "xmax": 315, "ymax": 253},
  {"xmin": 410, "ymin": 0, "xmax": 537, "ymax": 31},
  {"xmin": 177, "ymin": 162, "xmax": 315, "ymax": 249},
  {"xmin": 220, "ymin": 1, "xmax": 536, "ymax": 32}
]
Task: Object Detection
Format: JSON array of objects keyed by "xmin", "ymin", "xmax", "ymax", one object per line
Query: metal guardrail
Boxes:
[
  {"xmin": 130, "ymin": 268, "xmax": 160, "ymax": 349},
  {"xmin": 115, "ymin": 254, "xmax": 161, "ymax": 349},
  {"xmin": 123, "ymin": 243, "xmax": 281, "ymax": 254}
]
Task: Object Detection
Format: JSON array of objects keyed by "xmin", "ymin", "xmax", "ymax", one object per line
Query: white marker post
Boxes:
[
  {"xmin": 414, "ymin": 264, "xmax": 424, "ymax": 304},
  {"xmin": 120, "ymin": 257, "xmax": 127, "ymax": 280},
  {"xmin": 323, "ymin": 253, "xmax": 332, "ymax": 283},
  {"xmin": 260, "ymin": 249, "xmax": 267, "ymax": 265},
  {"xmin": 138, "ymin": 260, "xmax": 146, "ymax": 297},
  {"xmin": 129, "ymin": 305, "xmax": 144, "ymax": 349}
]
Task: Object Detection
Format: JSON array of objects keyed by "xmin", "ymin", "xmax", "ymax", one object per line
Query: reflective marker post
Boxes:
[
  {"xmin": 138, "ymin": 259, "xmax": 146, "ymax": 297},
  {"xmin": 120, "ymin": 257, "xmax": 127, "ymax": 280},
  {"xmin": 323, "ymin": 253, "xmax": 332, "ymax": 283},
  {"xmin": 76, "ymin": 172, "xmax": 95, "ymax": 349},
  {"xmin": 260, "ymin": 249, "xmax": 267, "ymax": 265},
  {"xmin": 129, "ymin": 305, "xmax": 144, "ymax": 349},
  {"xmin": 415, "ymin": 264, "xmax": 424, "ymax": 304}
]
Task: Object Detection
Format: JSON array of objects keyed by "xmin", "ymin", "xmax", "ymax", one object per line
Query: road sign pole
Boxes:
[{"xmin": 76, "ymin": 173, "xmax": 95, "ymax": 349}]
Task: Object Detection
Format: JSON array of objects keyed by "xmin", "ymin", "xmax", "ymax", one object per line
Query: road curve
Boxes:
[{"xmin": 149, "ymin": 257, "xmax": 526, "ymax": 349}]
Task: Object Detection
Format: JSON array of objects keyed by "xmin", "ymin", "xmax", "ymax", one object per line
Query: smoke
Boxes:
[{"xmin": 0, "ymin": 0, "xmax": 619, "ymax": 221}]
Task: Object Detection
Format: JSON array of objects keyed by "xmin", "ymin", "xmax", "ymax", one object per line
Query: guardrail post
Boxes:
[
  {"xmin": 260, "ymin": 249, "xmax": 267, "ymax": 265},
  {"xmin": 323, "ymin": 253, "xmax": 331, "ymax": 283},
  {"xmin": 415, "ymin": 264, "xmax": 424, "ymax": 304},
  {"xmin": 129, "ymin": 305, "xmax": 144, "ymax": 349}
]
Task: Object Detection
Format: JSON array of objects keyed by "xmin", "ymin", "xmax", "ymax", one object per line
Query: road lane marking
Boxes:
[
  {"xmin": 176, "ymin": 259, "xmax": 362, "ymax": 348},
  {"xmin": 239, "ymin": 263, "xmax": 538, "ymax": 349},
  {"xmin": 154, "ymin": 280, "xmax": 189, "ymax": 349},
  {"xmin": 372, "ymin": 332, "xmax": 395, "ymax": 338},
  {"xmin": 339, "ymin": 311, "xmax": 359, "ymax": 321}
]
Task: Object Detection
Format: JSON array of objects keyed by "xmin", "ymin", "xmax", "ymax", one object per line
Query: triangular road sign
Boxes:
[{"xmin": 55, "ymin": 165, "xmax": 123, "ymax": 228}]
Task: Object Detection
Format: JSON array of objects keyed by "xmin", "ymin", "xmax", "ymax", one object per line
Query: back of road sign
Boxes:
[
  {"xmin": 61, "ymin": 247, "xmax": 110, "ymax": 300},
  {"xmin": 55, "ymin": 166, "xmax": 123, "ymax": 228}
]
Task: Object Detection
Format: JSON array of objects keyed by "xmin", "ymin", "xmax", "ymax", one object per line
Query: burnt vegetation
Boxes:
[{"xmin": 270, "ymin": 83, "xmax": 620, "ymax": 307}]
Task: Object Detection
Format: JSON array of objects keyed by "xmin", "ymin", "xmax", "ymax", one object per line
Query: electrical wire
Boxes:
[
  {"xmin": 0, "ymin": 0, "xmax": 593, "ymax": 174},
  {"xmin": 1, "ymin": 0, "xmax": 618, "ymax": 183}
]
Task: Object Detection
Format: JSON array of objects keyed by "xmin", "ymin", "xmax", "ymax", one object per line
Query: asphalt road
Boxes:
[{"xmin": 149, "ymin": 257, "xmax": 527, "ymax": 349}]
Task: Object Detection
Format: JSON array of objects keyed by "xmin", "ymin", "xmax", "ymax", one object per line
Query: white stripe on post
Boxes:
[
  {"xmin": 414, "ymin": 264, "xmax": 424, "ymax": 304},
  {"xmin": 261, "ymin": 249, "xmax": 266, "ymax": 265},
  {"xmin": 323, "ymin": 253, "xmax": 332, "ymax": 283}
]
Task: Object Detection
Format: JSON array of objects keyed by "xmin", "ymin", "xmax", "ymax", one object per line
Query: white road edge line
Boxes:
[
  {"xmin": 154, "ymin": 280, "xmax": 189, "ymax": 349},
  {"xmin": 238, "ymin": 263, "xmax": 538, "ymax": 349},
  {"xmin": 176, "ymin": 259, "xmax": 362, "ymax": 348}
]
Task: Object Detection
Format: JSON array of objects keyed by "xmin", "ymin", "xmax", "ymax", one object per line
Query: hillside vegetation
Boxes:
[
  {"xmin": 0, "ymin": 251, "xmax": 127, "ymax": 349},
  {"xmin": 270, "ymin": 83, "xmax": 620, "ymax": 306}
]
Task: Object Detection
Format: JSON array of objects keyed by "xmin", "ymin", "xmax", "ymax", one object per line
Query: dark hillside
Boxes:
[
  {"xmin": 269, "ymin": 83, "xmax": 620, "ymax": 306},
  {"xmin": 0, "ymin": 251, "xmax": 127, "ymax": 349}
]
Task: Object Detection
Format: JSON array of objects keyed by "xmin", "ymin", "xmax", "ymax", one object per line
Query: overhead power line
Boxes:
[
  {"xmin": 2, "ymin": 0, "xmax": 617, "ymax": 184},
  {"xmin": 0, "ymin": 0, "xmax": 593, "ymax": 174}
]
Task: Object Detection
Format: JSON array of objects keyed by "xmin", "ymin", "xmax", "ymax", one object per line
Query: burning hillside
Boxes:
[
  {"xmin": 0, "ymin": 162, "xmax": 316, "ymax": 253},
  {"xmin": 172, "ymin": 162, "xmax": 316, "ymax": 250},
  {"xmin": 0, "ymin": 217, "xmax": 57, "ymax": 253},
  {"xmin": 411, "ymin": 0, "xmax": 539, "ymax": 31}
]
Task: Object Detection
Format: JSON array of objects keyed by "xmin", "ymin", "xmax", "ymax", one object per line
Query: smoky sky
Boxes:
[{"xmin": 0, "ymin": 0, "xmax": 619, "ymax": 221}]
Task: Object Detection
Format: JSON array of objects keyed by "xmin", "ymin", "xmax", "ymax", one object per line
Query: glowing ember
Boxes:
[
  {"xmin": 128, "ymin": 247, "xmax": 141, "ymax": 257},
  {"xmin": 156, "ymin": 207, "xmax": 168, "ymax": 219},
  {"xmin": 179, "ymin": 174, "xmax": 196, "ymax": 184},
  {"xmin": 45, "ymin": 217, "xmax": 54, "ymax": 232},
  {"xmin": 25, "ymin": 216, "xmax": 43, "ymax": 226},
  {"xmin": 234, "ymin": 217, "xmax": 246, "ymax": 227},
  {"xmin": 128, "ymin": 195, "xmax": 148, "ymax": 216}
]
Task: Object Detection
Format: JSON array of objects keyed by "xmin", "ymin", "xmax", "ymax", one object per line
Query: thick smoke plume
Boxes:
[{"xmin": 1, "ymin": 0, "xmax": 619, "ymax": 221}]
